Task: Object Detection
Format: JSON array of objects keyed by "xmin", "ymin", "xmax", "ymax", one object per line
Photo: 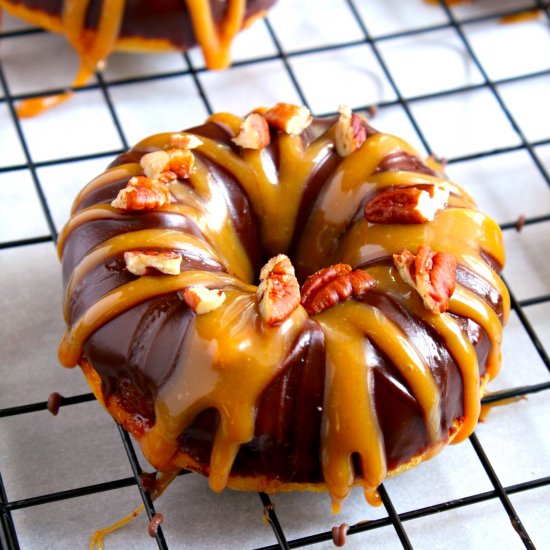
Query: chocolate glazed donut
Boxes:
[
  {"xmin": 0, "ymin": 0, "xmax": 277, "ymax": 115},
  {"xmin": 57, "ymin": 103, "xmax": 509, "ymax": 512}
]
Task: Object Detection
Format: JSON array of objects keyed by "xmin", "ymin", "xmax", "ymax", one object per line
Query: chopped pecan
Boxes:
[
  {"xmin": 393, "ymin": 246, "xmax": 457, "ymax": 314},
  {"xmin": 334, "ymin": 104, "xmax": 367, "ymax": 157},
  {"xmin": 256, "ymin": 254, "xmax": 301, "ymax": 326},
  {"xmin": 170, "ymin": 132, "xmax": 203, "ymax": 150},
  {"xmin": 232, "ymin": 113, "xmax": 271, "ymax": 149},
  {"xmin": 301, "ymin": 264, "xmax": 375, "ymax": 315},
  {"xmin": 124, "ymin": 250, "xmax": 182, "ymax": 276},
  {"xmin": 167, "ymin": 148, "xmax": 195, "ymax": 179},
  {"xmin": 140, "ymin": 150, "xmax": 170, "ymax": 179},
  {"xmin": 181, "ymin": 285, "xmax": 226, "ymax": 314},
  {"xmin": 111, "ymin": 176, "xmax": 171, "ymax": 210},
  {"xmin": 364, "ymin": 184, "xmax": 449, "ymax": 224},
  {"xmin": 155, "ymin": 170, "xmax": 178, "ymax": 184},
  {"xmin": 263, "ymin": 103, "xmax": 312, "ymax": 136}
]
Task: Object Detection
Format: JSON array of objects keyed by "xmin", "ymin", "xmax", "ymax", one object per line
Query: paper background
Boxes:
[{"xmin": 1, "ymin": 1, "xmax": 549, "ymax": 548}]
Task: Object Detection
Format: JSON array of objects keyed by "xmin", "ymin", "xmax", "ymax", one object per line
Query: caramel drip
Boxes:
[
  {"xmin": 202, "ymin": 114, "xmax": 335, "ymax": 255},
  {"xmin": 64, "ymin": 228, "xmax": 221, "ymax": 321},
  {"xmin": 62, "ymin": 0, "xmax": 90, "ymax": 57},
  {"xmin": 140, "ymin": 291, "xmax": 308, "ymax": 485},
  {"xmin": 185, "ymin": 156, "xmax": 254, "ymax": 282},
  {"xmin": 59, "ymin": 271, "xmax": 254, "ymax": 368},
  {"xmin": 81, "ymin": 0, "xmax": 125, "ymax": 68},
  {"xmin": 449, "ymin": 287, "xmax": 503, "ymax": 380},
  {"xmin": 340, "ymin": 207, "xmax": 510, "ymax": 323},
  {"xmin": 90, "ymin": 504, "xmax": 144, "ymax": 550},
  {"xmin": 316, "ymin": 300, "xmax": 442, "ymax": 510},
  {"xmin": 334, "ymin": 206, "xmax": 503, "ymax": 273},
  {"xmin": 17, "ymin": 0, "xmax": 125, "ymax": 117},
  {"xmin": 367, "ymin": 264, "xmax": 482, "ymax": 444},
  {"xmin": 185, "ymin": 0, "xmax": 246, "ymax": 69},
  {"xmin": 89, "ymin": 471, "xmax": 175, "ymax": 549},
  {"xmin": 296, "ymin": 133, "xmax": 418, "ymax": 274},
  {"xmin": 500, "ymin": 10, "xmax": 542, "ymax": 24},
  {"xmin": 57, "ymin": 204, "xmax": 121, "ymax": 259},
  {"xmin": 364, "ymin": 489, "xmax": 382, "ymax": 507},
  {"xmin": 414, "ymin": 309, "xmax": 480, "ymax": 444},
  {"xmin": 12, "ymin": 0, "xmax": 256, "ymax": 117},
  {"xmin": 316, "ymin": 313, "xmax": 387, "ymax": 512},
  {"xmin": 479, "ymin": 395, "xmax": 526, "ymax": 422},
  {"xmin": 208, "ymin": 112, "xmax": 244, "ymax": 135}
]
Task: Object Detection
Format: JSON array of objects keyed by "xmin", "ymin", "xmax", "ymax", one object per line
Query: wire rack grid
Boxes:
[{"xmin": 0, "ymin": 0, "xmax": 549, "ymax": 548}]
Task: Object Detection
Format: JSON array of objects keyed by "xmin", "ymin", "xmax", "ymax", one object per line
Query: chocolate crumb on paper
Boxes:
[
  {"xmin": 47, "ymin": 392, "xmax": 63, "ymax": 416},
  {"xmin": 515, "ymin": 214, "xmax": 526, "ymax": 232},
  {"xmin": 148, "ymin": 513, "xmax": 164, "ymax": 538},
  {"xmin": 332, "ymin": 523, "xmax": 350, "ymax": 547}
]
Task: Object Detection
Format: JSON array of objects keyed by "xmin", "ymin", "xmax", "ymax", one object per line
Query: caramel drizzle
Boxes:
[
  {"xmin": 204, "ymin": 113, "xmax": 335, "ymax": 256},
  {"xmin": 449, "ymin": 287, "xmax": 504, "ymax": 381},
  {"xmin": 13, "ymin": 0, "xmax": 250, "ymax": 116},
  {"xmin": 63, "ymin": 228, "xmax": 222, "ymax": 322},
  {"xmin": 339, "ymin": 207, "xmax": 510, "ymax": 323},
  {"xmin": 17, "ymin": 0, "xmax": 125, "ymax": 117},
  {"xmin": 295, "ymin": 133, "xmax": 419, "ymax": 274},
  {"xmin": 185, "ymin": 0, "xmax": 246, "ymax": 69},
  {"xmin": 89, "ymin": 471, "xmax": 175, "ymax": 549},
  {"xmin": 58, "ymin": 116, "xmax": 510, "ymax": 510},
  {"xmin": 59, "ymin": 271, "xmax": 254, "ymax": 368},
  {"xmin": 317, "ymin": 312, "xmax": 387, "ymax": 512},
  {"xmin": 185, "ymin": 155, "xmax": 254, "ymax": 282},
  {"xmin": 140, "ymin": 292, "xmax": 308, "ymax": 483},
  {"xmin": 70, "ymin": 164, "xmax": 142, "ymax": 216}
]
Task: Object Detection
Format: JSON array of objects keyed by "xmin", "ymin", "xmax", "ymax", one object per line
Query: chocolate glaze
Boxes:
[
  {"xmin": 12, "ymin": 0, "xmax": 277, "ymax": 50},
  {"xmin": 376, "ymin": 150, "xmax": 438, "ymax": 176},
  {"xmin": 60, "ymin": 113, "xmax": 507, "ymax": 490},
  {"xmin": 179, "ymin": 319, "xmax": 326, "ymax": 481},
  {"xmin": 61, "ymin": 211, "xmax": 205, "ymax": 285},
  {"xmin": 86, "ymin": 295, "xmax": 194, "ymax": 411},
  {"xmin": 109, "ymin": 124, "xmax": 264, "ymax": 273},
  {"xmin": 361, "ymin": 292, "xmax": 467, "ymax": 438}
]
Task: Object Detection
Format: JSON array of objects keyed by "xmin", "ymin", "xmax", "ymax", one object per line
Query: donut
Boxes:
[
  {"xmin": 57, "ymin": 103, "xmax": 510, "ymax": 511},
  {"xmin": 0, "ymin": 0, "xmax": 276, "ymax": 115}
]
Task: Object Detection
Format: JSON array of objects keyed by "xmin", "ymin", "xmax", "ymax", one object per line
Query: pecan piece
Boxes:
[
  {"xmin": 167, "ymin": 148, "xmax": 195, "ymax": 179},
  {"xmin": 364, "ymin": 184, "xmax": 449, "ymax": 224},
  {"xmin": 256, "ymin": 254, "xmax": 301, "ymax": 326},
  {"xmin": 334, "ymin": 104, "xmax": 367, "ymax": 157},
  {"xmin": 170, "ymin": 132, "xmax": 203, "ymax": 150},
  {"xmin": 111, "ymin": 176, "xmax": 171, "ymax": 210},
  {"xmin": 124, "ymin": 250, "xmax": 182, "ymax": 276},
  {"xmin": 393, "ymin": 246, "xmax": 457, "ymax": 314},
  {"xmin": 301, "ymin": 264, "xmax": 375, "ymax": 315},
  {"xmin": 232, "ymin": 113, "xmax": 271, "ymax": 149},
  {"xmin": 140, "ymin": 150, "xmax": 170, "ymax": 179},
  {"xmin": 181, "ymin": 285, "xmax": 226, "ymax": 315},
  {"xmin": 155, "ymin": 170, "xmax": 178, "ymax": 184},
  {"xmin": 263, "ymin": 103, "xmax": 312, "ymax": 136}
]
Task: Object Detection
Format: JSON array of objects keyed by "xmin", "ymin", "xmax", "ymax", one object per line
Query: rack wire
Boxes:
[{"xmin": 0, "ymin": 0, "xmax": 549, "ymax": 548}]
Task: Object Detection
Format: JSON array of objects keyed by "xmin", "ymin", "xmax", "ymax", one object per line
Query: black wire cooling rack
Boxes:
[{"xmin": 1, "ymin": 1, "xmax": 549, "ymax": 548}]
